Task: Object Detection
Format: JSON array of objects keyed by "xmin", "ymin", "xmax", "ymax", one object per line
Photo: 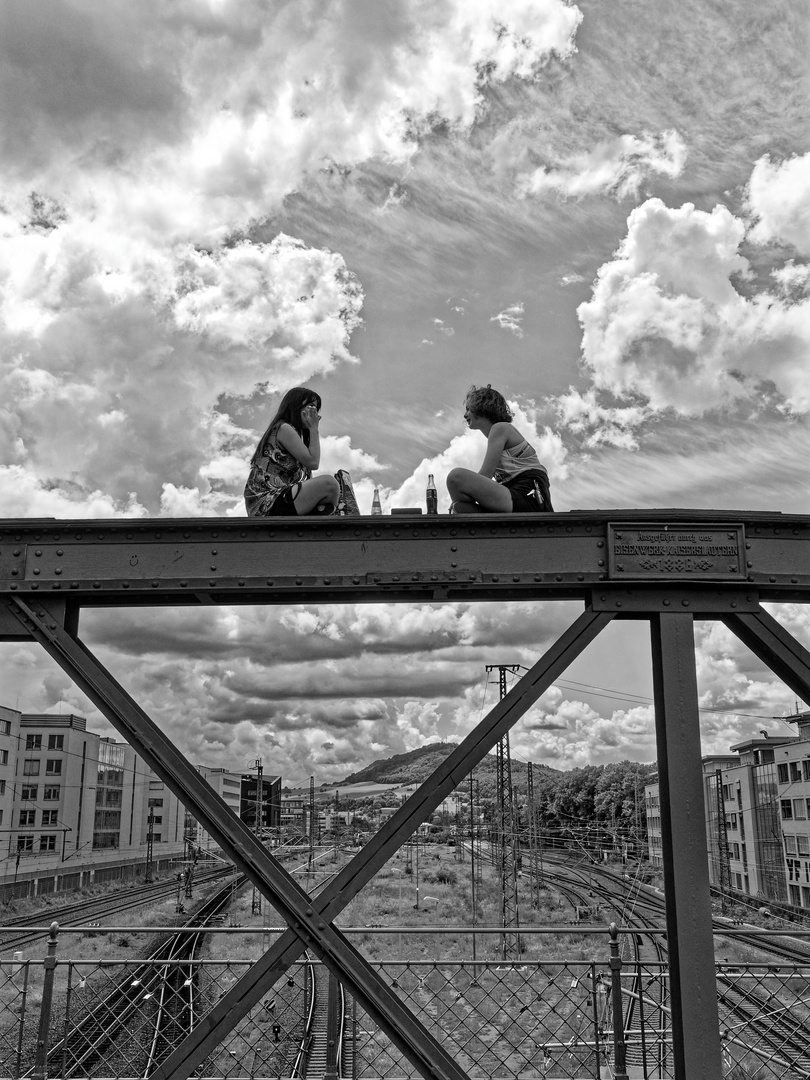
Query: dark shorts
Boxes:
[
  {"xmin": 502, "ymin": 470, "xmax": 553, "ymax": 513},
  {"xmin": 263, "ymin": 484, "xmax": 301, "ymax": 516}
]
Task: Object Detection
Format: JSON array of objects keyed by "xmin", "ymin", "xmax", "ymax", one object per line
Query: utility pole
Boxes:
[
  {"xmin": 308, "ymin": 775, "xmax": 315, "ymax": 876},
  {"xmin": 486, "ymin": 664, "xmax": 523, "ymax": 960},
  {"xmin": 145, "ymin": 808, "xmax": 154, "ymax": 883},
  {"xmin": 469, "ymin": 771, "xmax": 477, "ymax": 963},
  {"xmin": 251, "ymin": 758, "xmax": 263, "ymax": 916},
  {"xmin": 714, "ymin": 769, "xmax": 731, "ymax": 913},
  {"xmin": 527, "ymin": 762, "xmax": 543, "ymax": 907},
  {"xmin": 333, "ymin": 789, "xmax": 340, "ymax": 862}
]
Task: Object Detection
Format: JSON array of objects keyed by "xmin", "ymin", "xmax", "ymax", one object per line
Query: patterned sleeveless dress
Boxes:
[{"xmin": 244, "ymin": 429, "xmax": 309, "ymax": 517}]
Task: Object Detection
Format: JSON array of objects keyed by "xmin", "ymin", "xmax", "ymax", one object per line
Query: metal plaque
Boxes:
[{"xmin": 607, "ymin": 523, "xmax": 745, "ymax": 580}]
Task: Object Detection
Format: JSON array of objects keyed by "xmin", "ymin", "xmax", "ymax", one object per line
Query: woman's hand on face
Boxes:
[{"xmin": 301, "ymin": 404, "xmax": 321, "ymax": 430}]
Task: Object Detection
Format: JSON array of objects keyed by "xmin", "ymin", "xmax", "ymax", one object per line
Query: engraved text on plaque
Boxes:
[{"xmin": 607, "ymin": 524, "xmax": 745, "ymax": 580}]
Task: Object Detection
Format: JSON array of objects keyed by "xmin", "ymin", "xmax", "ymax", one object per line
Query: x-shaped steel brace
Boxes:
[{"xmin": 5, "ymin": 596, "xmax": 613, "ymax": 1080}]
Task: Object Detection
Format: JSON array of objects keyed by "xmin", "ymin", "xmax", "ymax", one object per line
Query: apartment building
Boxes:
[{"xmin": 645, "ymin": 711, "xmax": 810, "ymax": 911}]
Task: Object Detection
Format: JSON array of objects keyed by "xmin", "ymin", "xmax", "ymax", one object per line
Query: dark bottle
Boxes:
[
  {"xmin": 426, "ymin": 473, "xmax": 438, "ymax": 515},
  {"xmin": 371, "ymin": 487, "xmax": 382, "ymax": 515}
]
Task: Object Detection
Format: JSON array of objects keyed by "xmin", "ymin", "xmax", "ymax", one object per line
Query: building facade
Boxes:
[{"xmin": 645, "ymin": 712, "xmax": 810, "ymax": 911}]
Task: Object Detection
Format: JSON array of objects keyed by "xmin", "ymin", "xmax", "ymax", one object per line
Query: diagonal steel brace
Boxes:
[
  {"xmin": 723, "ymin": 607, "xmax": 810, "ymax": 705},
  {"xmin": 6, "ymin": 596, "xmax": 612, "ymax": 1079}
]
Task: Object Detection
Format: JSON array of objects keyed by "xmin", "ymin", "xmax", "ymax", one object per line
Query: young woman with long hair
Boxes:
[
  {"xmin": 244, "ymin": 387, "xmax": 340, "ymax": 516},
  {"xmin": 446, "ymin": 385, "xmax": 553, "ymax": 514}
]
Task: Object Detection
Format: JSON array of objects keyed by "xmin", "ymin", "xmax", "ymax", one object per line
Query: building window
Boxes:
[
  {"xmin": 21, "ymin": 785, "xmax": 37, "ymax": 801},
  {"xmin": 47, "ymin": 734, "xmax": 64, "ymax": 750},
  {"xmin": 18, "ymin": 809, "xmax": 36, "ymax": 827},
  {"xmin": 92, "ymin": 833, "xmax": 119, "ymax": 850},
  {"xmin": 0, "ymin": 720, "xmax": 10, "ymax": 735},
  {"xmin": 39, "ymin": 835, "xmax": 56, "ymax": 852},
  {"xmin": 778, "ymin": 762, "xmax": 789, "ymax": 783},
  {"xmin": 804, "ymin": 760, "xmax": 810, "ymax": 782},
  {"xmin": 41, "ymin": 810, "xmax": 58, "ymax": 826},
  {"xmin": 790, "ymin": 884, "xmax": 801, "ymax": 905},
  {"xmin": 23, "ymin": 759, "xmax": 40, "ymax": 776},
  {"xmin": 787, "ymin": 858, "xmax": 801, "ymax": 881},
  {"xmin": 25, "ymin": 735, "xmax": 42, "ymax": 751},
  {"xmin": 802, "ymin": 887, "xmax": 810, "ymax": 908},
  {"xmin": 148, "ymin": 798, "xmax": 164, "ymax": 808},
  {"xmin": 43, "ymin": 786, "xmax": 60, "ymax": 800},
  {"xmin": 153, "ymin": 833, "xmax": 162, "ymax": 842},
  {"xmin": 733, "ymin": 842, "xmax": 740, "ymax": 859},
  {"xmin": 798, "ymin": 835, "xmax": 810, "ymax": 856},
  {"xmin": 793, "ymin": 799, "xmax": 807, "ymax": 820},
  {"xmin": 781, "ymin": 799, "xmax": 794, "ymax": 820},
  {"xmin": 785, "ymin": 835, "xmax": 798, "ymax": 854},
  {"xmin": 0, "ymin": 749, "xmax": 7, "ymax": 766},
  {"xmin": 16, "ymin": 835, "xmax": 34, "ymax": 852},
  {"xmin": 791, "ymin": 762, "xmax": 802, "ymax": 782},
  {"xmin": 45, "ymin": 759, "xmax": 62, "ymax": 776},
  {"xmin": 152, "ymin": 816, "xmax": 163, "ymax": 825}
]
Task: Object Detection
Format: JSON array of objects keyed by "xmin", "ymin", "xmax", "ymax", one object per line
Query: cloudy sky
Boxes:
[{"xmin": 1, "ymin": 0, "xmax": 809, "ymax": 785}]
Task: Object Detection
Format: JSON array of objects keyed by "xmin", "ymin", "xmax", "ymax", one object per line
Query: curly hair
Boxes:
[{"xmin": 465, "ymin": 384, "xmax": 513, "ymax": 423}]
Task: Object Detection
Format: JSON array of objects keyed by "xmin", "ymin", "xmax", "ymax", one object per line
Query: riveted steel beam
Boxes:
[
  {"xmin": 722, "ymin": 607, "xmax": 810, "ymax": 704},
  {"xmin": 650, "ymin": 613, "xmax": 724, "ymax": 1079},
  {"xmin": 1, "ymin": 510, "xmax": 809, "ymax": 614}
]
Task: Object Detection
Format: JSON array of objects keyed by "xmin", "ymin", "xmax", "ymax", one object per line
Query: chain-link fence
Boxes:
[{"xmin": 3, "ymin": 927, "xmax": 810, "ymax": 1079}]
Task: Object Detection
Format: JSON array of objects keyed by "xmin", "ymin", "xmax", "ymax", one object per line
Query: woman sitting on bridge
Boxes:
[
  {"xmin": 446, "ymin": 385, "xmax": 553, "ymax": 514},
  {"xmin": 244, "ymin": 387, "xmax": 340, "ymax": 517}
]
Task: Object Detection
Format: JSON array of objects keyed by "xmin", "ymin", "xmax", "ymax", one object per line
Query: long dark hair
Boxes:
[
  {"xmin": 251, "ymin": 387, "xmax": 322, "ymax": 464},
  {"xmin": 465, "ymin": 384, "xmax": 513, "ymax": 423}
]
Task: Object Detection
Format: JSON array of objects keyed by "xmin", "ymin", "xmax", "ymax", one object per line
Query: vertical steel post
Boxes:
[
  {"xmin": 324, "ymin": 971, "xmax": 339, "ymax": 1080},
  {"xmin": 32, "ymin": 921, "xmax": 59, "ymax": 1080},
  {"xmin": 608, "ymin": 924, "xmax": 628, "ymax": 1080},
  {"xmin": 650, "ymin": 612, "xmax": 723, "ymax": 1079}
]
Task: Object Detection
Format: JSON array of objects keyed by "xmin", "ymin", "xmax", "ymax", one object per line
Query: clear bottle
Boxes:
[
  {"xmin": 371, "ymin": 487, "xmax": 382, "ymax": 515},
  {"xmin": 426, "ymin": 473, "xmax": 438, "ymax": 515}
]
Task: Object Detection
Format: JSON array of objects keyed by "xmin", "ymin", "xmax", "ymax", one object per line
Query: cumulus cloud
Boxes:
[
  {"xmin": 516, "ymin": 130, "xmax": 686, "ymax": 200},
  {"xmin": 746, "ymin": 151, "xmax": 810, "ymax": 255},
  {"xmin": 0, "ymin": 220, "xmax": 363, "ymax": 516},
  {"xmin": 490, "ymin": 302, "xmax": 525, "ymax": 337},
  {"xmin": 574, "ymin": 195, "xmax": 810, "ymax": 423}
]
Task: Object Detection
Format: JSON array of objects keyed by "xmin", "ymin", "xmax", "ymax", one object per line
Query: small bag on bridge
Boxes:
[{"xmin": 335, "ymin": 470, "xmax": 360, "ymax": 516}]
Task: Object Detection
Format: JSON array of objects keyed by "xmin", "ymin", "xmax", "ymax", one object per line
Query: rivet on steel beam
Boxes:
[
  {"xmin": 769, "ymin": 576, "xmax": 776, "ymax": 583},
  {"xmin": 509, "ymin": 528, "xmax": 516, "ymax": 534},
  {"xmin": 126, "ymin": 533, "xmax": 133, "ymax": 539},
  {"xmin": 555, "ymin": 575, "xmax": 562, "ymax": 582},
  {"xmin": 155, "ymin": 532, "xmax": 162, "ymax": 539},
  {"xmin": 33, "ymin": 569, "xmax": 40, "ymax": 575},
  {"xmin": 450, "ymin": 529, "xmax": 457, "ymax": 537},
  {"xmin": 70, "ymin": 583, "xmax": 79, "ymax": 589},
  {"xmin": 211, "ymin": 549, "xmax": 218, "ymax": 555},
  {"xmin": 180, "ymin": 581, "xmax": 188, "ymax": 587},
  {"xmin": 534, "ymin": 575, "xmax": 542, "ymax": 581},
  {"xmin": 745, "ymin": 542, "xmax": 752, "ymax": 549},
  {"xmin": 585, "ymin": 527, "xmax": 592, "ymax": 533},
  {"xmin": 682, "ymin": 599, "xmax": 690, "ymax": 607},
  {"xmin": 492, "ymin": 576, "xmax": 499, "ymax": 582},
  {"xmin": 31, "ymin": 584, "xmax": 38, "ymax": 590},
  {"xmin": 11, "ymin": 569, "xmax": 18, "ymax": 576},
  {"xmin": 577, "ymin": 575, "xmax": 584, "ymax": 582},
  {"xmin": 52, "ymin": 583, "xmax": 61, "ymax": 590},
  {"xmin": 93, "ymin": 582, "xmax": 101, "ymax": 589},
  {"xmin": 123, "ymin": 582, "xmax": 130, "ymax": 588},
  {"xmin": 596, "ymin": 540, "xmax": 604, "ymax": 548},
  {"xmin": 238, "ymin": 580, "xmax": 245, "ymax": 586},
  {"xmin": 295, "ymin": 579, "xmax": 302, "ymax": 586},
  {"xmin": 792, "ymin": 577, "xmax": 799, "ymax": 584},
  {"xmin": 597, "ymin": 560, "xmax": 605, "ymax": 568},
  {"xmin": 731, "ymin": 602, "xmax": 737, "ymax": 609},
  {"xmin": 13, "ymin": 549, "xmax": 20, "ymax": 556},
  {"xmin": 38, "ymin": 610, "xmax": 45, "ymax": 617},
  {"xmin": 297, "ymin": 530, "xmax": 303, "ymax": 536},
  {"xmin": 393, "ymin": 575, "xmax": 400, "ymax": 582},
  {"xmin": 151, "ymin": 581, "xmax": 159, "ymax": 588},
  {"xmin": 566, "ymin": 526, "xmax": 573, "ymax": 533},
  {"xmin": 747, "ymin": 561, "xmax": 753, "ymax": 568},
  {"xmin": 56, "ymin": 549, "xmax": 63, "ymax": 556},
  {"xmin": 34, "ymin": 549, "xmax": 42, "ymax": 556},
  {"xmin": 266, "ymin": 580, "xmax": 273, "ymax": 586},
  {"xmin": 663, "ymin": 599, "xmax": 671, "ymax": 606},
  {"xmin": 212, "ymin": 532, "xmax": 219, "ymax": 538},
  {"xmin": 240, "ymin": 531, "xmax": 246, "ymax": 538},
  {"xmin": 746, "ymin": 595, "xmax": 752, "ymax": 601},
  {"xmin": 210, "ymin": 580, "xmax": 217, "ymax": 587},
  {"xmin": 8, "ymin": 584, "xmax": 15, "ymax": 591},
  {"xmin": 513, "ymin": 576, "xmax": 520, "ymax": 582},
  {"xmin": 616, "ymin": 600, "xmax": 622, "ymax": 607}
]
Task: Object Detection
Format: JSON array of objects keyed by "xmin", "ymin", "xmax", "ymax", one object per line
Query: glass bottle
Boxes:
[{"xmin": 426, "ymin": 473, "xmax": 438, "ymax": 515}]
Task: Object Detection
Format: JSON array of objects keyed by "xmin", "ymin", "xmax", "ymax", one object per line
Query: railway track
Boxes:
[{"xmin": 25, "ymin": 874, "xmax": 245, "ymax": 1078}]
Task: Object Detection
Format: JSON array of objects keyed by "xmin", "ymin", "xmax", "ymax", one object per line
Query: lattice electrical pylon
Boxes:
[
  {"xmin": 308, "ymin": 775, "xmax": 315, "ymax": 873},
  {"xmin": 487, "ymin": 664, "xmax": 523, "ymax": 960}
]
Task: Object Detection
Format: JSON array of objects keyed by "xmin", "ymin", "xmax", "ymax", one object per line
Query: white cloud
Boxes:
[
  {"xmin": 746, "ymin": 151, "xmax": 810, "ymax": 255},
  {"xmin": 490, "ymin": 302, "xmax": 525, "ymax": 337},
  {"xmin": 575, "ymin": 196, "xmax": 810, "ymax": 420},
  {"xmin": 517, "ymin": 130, "xmax": 686, "ymax": 200}
]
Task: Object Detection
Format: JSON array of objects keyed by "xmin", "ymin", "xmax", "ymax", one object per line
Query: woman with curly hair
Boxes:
[
  {"xmin": 446, "ymin": 385, "xmax": 553, "ymax": 514},
  {"xmin": 244, "ymin": 387, "xmax": 340, "ymax": 516}
]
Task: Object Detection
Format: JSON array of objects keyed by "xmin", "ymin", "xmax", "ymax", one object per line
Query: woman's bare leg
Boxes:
[
  {"xmin": 294, "ymin": 475, "xmax": 339, "ymax": 515},
  {"xmin": 447, "ymin": 468, "xmax": 512, "ymax": 513}
]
